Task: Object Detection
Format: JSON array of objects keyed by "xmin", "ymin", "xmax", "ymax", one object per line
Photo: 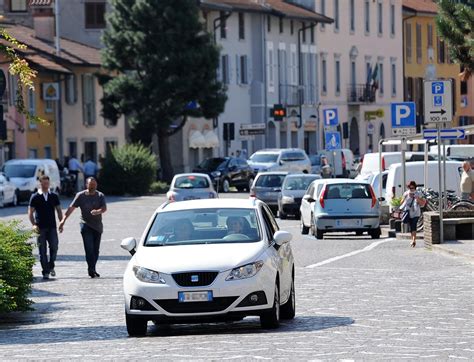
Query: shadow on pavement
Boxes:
[{"xmin": 55, "ymin": 255, "xmax": 130, "ymax": 262}]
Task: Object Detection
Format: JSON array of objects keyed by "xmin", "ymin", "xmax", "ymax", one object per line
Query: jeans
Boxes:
[
  {"xmin": 37, "ymin": 228, "xmax": 59, "ymax": 275},
  {"xmin": 80, "ymin": 223, "xmax": 102, "ymax": 273}
]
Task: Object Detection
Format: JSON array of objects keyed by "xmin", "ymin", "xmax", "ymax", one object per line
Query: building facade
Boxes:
[{"xmin": 316, "ymin": 0, "xmax": 404, "ymax": 155}]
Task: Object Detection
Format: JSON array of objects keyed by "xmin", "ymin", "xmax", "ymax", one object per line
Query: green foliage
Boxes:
[
  {"xmin": 390, "ymin": 197, "xmax": 403, "ymax": 208},
  {"xmin": 101, "ymin": 0, "xmax": 227, "ymax": 179},
  {"xmin": 436, "ymin": 0, "xmax": 474, "ymax": 79},
  {"xmin": 100, "ymin": 144, "xmax": 157, "ymax": 195},
  {"xmin": 0, "ymin": 221, "xmax": 35, "ymax": 313},
  {"xmin": 149, "ymin": 181, "xmax": 169, "ymax": 194}
]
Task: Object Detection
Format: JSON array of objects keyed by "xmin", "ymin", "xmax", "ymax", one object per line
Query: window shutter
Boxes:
[{"xmin": 235, "ymin": 55, "xmax": 240, "ymax": 84}]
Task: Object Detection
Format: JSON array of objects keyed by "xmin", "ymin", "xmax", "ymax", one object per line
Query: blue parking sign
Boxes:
[
  {"xmin": 432, "ymin": 82, "xmax": 444, "ymax": 94},
  {"xmin": 323, "ymin": 108, "xmax": 339, "ymax": 126},
  {"xmin": 391, "ymin": 102, "xmax": 416, "ymax": 128}
]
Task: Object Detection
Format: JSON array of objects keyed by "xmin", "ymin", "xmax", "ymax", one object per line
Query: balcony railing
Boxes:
[
  {"xmin": 279, "ymin": 84, "xmax": 318, "ymax": 106},
  {"xmin": 347, "ymin": 84, "xmax": 377, "ymax": 104}
]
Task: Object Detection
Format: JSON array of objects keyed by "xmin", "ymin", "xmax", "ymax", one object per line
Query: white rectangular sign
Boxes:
[
  {"xmin": 240, "ymin": 123, "xmax": 266, "ymax": 130},
  {"xmin": 423, "ymin": 80, "xmax": 453, "ymax": 124}
]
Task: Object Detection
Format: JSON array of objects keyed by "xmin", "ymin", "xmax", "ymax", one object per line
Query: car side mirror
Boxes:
[
  {"xmin": 121, "ymin": 237, "xmax": 137, "ymax": 255},
  {"xmin": 274, "ymin": 230, "xmax": 292, "ymax": 246},
  {"xmin": 273, "ymin": 187, "xmax": 281, "ymax": 192},
  {"xmin": 378, "ymin": 197, "xmax": 385, "ymax": 202},
  {"xmin": 279, "ymin": 160, "xmax": 284, "ymax": 165},
  {"xmin": 303, "ymin": 194, "xmax": 315, "ymax": 203}
]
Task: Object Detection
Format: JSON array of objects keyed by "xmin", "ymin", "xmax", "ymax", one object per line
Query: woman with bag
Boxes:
[{"xmin": 400, "ymin": 181, "xmax": 426, "ymax": 248}]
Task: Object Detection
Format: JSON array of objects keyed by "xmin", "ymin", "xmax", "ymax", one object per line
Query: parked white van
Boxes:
[
  {"xmin": 429, "ymin": 144, "xmax": 474, "ymax": 161},
  {"xmin": 360, "ymin": 152, "xmax": 436, "ymax": 176},
  {"xmin": 321, "ymin": 148, "xmax": 355, "ymax": 178},
  {"xmin": 385, "ymin": 161, "xmax": 463, "ymax": 210},
  {"xmin": 2, "ymin": 159, "xmax": 61, "ymax": 202}
]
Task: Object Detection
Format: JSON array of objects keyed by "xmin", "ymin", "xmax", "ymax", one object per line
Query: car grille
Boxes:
[
  {"xmin": 172, "ymin": 272, "xmax": 219, "ymax": 287},
  {"xmin": 155, "ymin": 297, "xmax": 238, "ymax": 314}
]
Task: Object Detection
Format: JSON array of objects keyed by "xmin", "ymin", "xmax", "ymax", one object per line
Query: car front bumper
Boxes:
[
  {"xmin": 315, "ymin": 214, "xmax": 380, "ymax": 231},
  {"xmin": 124, "ymin": 268, "xmax": 275, "ymax": 320}
]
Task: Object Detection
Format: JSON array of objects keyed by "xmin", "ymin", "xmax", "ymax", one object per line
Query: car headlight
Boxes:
[
  {"xmin": 211, "ymin": 171, "xmax": 221, "ymax": 178},
  {"xmin": 282, "ymin": 196, "xmax": 295, "ymax": 203},
  {"xmin": 133, "ymin": 266, "xmax": 166, "ymax": 284},
  {"xmin": 226, "ymin": 261, "xmax": 264, "ymax": 281}
]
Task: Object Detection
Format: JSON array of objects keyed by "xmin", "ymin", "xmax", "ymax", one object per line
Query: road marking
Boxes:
[{"xmin": 305, "ymin": 238, "xmax": 393, "ymax": 268}]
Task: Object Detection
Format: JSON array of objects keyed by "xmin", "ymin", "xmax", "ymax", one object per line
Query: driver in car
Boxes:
[
  {"xmin": 172, "ymin": 219, "xmax": 194, "ymax": 241},
  {"xmin": 226, "ymin": 216, "xmax": 245, "ymax": 235}
]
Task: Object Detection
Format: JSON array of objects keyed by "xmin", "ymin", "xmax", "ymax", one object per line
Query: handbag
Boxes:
[{"xmin": 401, "ymin": 197, "xmax": 415, "ymax": 223}]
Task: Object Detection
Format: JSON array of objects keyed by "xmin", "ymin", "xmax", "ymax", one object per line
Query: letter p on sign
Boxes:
[
  {"xmin": 390, "ymin": 102, "xmax": 416, "ymax": 128},
  {"xmin": 323, "ymin": 108, "xmax": 339, "ymax": 126}
]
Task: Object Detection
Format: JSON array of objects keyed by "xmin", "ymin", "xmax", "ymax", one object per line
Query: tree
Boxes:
[
  {"xmin": 101, "ymin": 0, "xmax": 227, "ymax": 181},
  {"xmin": 436, "ymin": 0, "xmax": 474, "ymax": 80}
]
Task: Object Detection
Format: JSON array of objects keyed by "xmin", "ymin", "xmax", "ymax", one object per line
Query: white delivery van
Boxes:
[
  {"xmin": 429, "ymin": 144, "xmax": 474, "ymax": 161},
  {"xmin": 385, "ymin": 161, "xmax": 463, "ymax": 210},
  {"xmin": 321, "ymin": 148, "xmax": 355, "ymax": 178},
  {"xmin": 2, "ymin": 159, "xmax": 61, "ymax": 202},
  {"xmin": 360, "ymin": 152, "xmax": 436, "ymax": 176}
]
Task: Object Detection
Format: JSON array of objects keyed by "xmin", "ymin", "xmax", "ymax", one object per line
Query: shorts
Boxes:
[{"xmin": 408, "ymin": 217, "xmax": 419, "ymax": 233}]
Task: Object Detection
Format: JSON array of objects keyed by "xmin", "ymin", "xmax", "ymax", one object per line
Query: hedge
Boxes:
[{"xmin": 0, "ymin": 221, "xmax": 35, "ymax": 313}]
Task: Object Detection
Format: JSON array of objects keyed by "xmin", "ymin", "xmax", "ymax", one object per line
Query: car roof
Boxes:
[
  {"xmin": 173, "ymin": 173, "xmax": 211, "ymax": 178},
  {"xmin": 285, "ymin": 173, "xmax": 319, "ymax": 178},
  {"xmin": 5, "ymin": 159, "xmax": 54, "ymax": 165},
  {"xmin": 321, "ymin": 178, "xmax": 370, "ymax": 184},
  {"xmin": 157, "ymin": 198, "xmax": 259, "ymax": 213},
  {"xmin": 255, "ymin": 171, "xmax": 289, "ymax": 176}
]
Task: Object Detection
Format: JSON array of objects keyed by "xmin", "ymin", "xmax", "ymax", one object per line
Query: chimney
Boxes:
[{"xmin": 31, "ymin": 1, "xmax": 55, "ymax": 43}]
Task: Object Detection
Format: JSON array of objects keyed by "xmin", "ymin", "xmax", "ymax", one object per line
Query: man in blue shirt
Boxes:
[{"xmin": 28, "ymin": 175, "xmax": 63, "ymax": 279}]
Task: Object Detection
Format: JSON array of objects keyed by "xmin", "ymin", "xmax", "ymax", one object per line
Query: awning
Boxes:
[
  {"xmin": 203, "ymin": 130, "xmax": 220, "ymax": 148},
  {"xmin": 189, "ymin": 130, "xmax": 207, "ymax": 149}
]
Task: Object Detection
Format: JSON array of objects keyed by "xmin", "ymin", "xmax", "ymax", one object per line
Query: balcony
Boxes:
[
  {"xmin": 279, "ymin": 84, "xmax": 318, "ymax": 107},
  {"xmin": 347, "ymin": 84, "xmax": 377, "ymax": 104}
]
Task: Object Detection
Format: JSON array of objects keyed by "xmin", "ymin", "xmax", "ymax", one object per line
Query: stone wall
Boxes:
[{"xmin": 424, "ymin": 210, "xmax": 474, "ymax": 246}]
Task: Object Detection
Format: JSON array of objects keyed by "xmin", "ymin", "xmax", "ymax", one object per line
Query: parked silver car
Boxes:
[
  {"xmin": 166, "ymin": 173, "xmax": 217, "ymax": 202},
  {"xmin": 278, "ymin": 174, "xmax": 321, "ymax": 219},
  {"xmin": 250, "ymin": 171, "xmax": 288, "ymax": 215},
  {"xmin": 248, "ymin": 149, "xmax": 311, "ymax": 174}
]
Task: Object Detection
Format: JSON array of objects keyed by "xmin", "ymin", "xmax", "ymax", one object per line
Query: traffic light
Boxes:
[{"xmin": 271, "ymin": 104, "xmax": 286, "ymax": 121}]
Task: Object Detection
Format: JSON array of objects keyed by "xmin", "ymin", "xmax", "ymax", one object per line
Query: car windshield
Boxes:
[
  {"xmin": 255, "ymin": 174, "xmax": 286, "ymax": 188},
  {"xmin": 3, "ymin": 164, "xmax": 36, "ymax": 178},
  {"xmin": 283, "ymin": 176, "xmax": 320, "ymax": 190},
  {"xmin": 174, "ymin": 175, "xmax": 209, "ymax": 189},
  {"xmin": 144, "ymin": 208, "xmax": 261, "ymax": 246},
  {"xmin": 324, "ymin": 183, "xmax": 372, "ymax": 199},
  {"xmin": 281, "ymin": 152, "xmax": 305, "ymax": 161},
  {"xmin": 249, "ymin": 153, "xmax": 278, "ymax": 163},
  {"xmin": 197, "ymin": 158, "xmax": 228, "ymax": 171}
]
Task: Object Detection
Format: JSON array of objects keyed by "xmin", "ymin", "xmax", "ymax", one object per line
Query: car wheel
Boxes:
[
  {"xmin": 11, "ymin": 191, "xmax": 18, "ymax": 207},
  {"xmin": 280, "ymin": 274, "xmax": 295, "ymax": 320},
  {"xmin": 316, "ymin": 228, "xmax": 324, "ymax": 240},
  {"xmin": 369, "ymin": 228, "xmax": 381, "ymax": 239},
  {"xmin": 355, "ymin": 230, "xmax": 363, "ymax": 236},
  {"xmin": 125, "ymin": 312, "xmax": 148, "ymax": 337},
  {"xmin": 310, "ymin": 214, "xmax": 316, "ymax": 236},
  {"xmin": 221, "ymin": 179, "xmax": 230, "ymax": 193},
  {"xmin": 300, "ymin": 216, "xmax": 309, "ymax": 235},
  {"xmin": 260, "ymin": 281, "xmax": 280, "ymax": 329}
]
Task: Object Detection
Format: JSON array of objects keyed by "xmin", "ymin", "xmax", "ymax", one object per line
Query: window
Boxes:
[
  {"xmin": 267, "ymin": 15, "xmax": 271, "ymax": 33},
  {"xmin": 221, "ymin": 55, "xmax": 229, "ymax": 84},
  {"xmin": 379, "ymin": 62, "xmax": 384, "ymax": 95},
  {"xmin": 350, "ymin": 0, "xmax": 355, "ymax": 32},
  {"xmin": 278, "ymin": 49, "xmax": 288, "ymax": 87},
  {"xmin": 310, "ymin": 25, "xmax": 315, "ymax": 44},
  {"xmin": 10, "ymin": 0, "xmax": 27, "ymax": 12},
  {"xmin": 28, "ymin": 148, "xmax": 38, "ymax": 159},
  {"xmin": 377, "ymin": 1, "xmax": 383, "ymax": 35},
  {"xmin": 335, "ymin": 59, "xmax": 340, "ymax": 95},
  {"xmin": 302, "ymin": 22, "xmax": 306, "ymax": 43},
  {"xmin": 44, "ymin": 146, "xmax": 52, "ymax": 159},
  {"xmin": 45, "ymin": 100, "xmax": 54, "ymax": 114},
  {"xmin": 267, "ymin": 45, "xmax": 275, "ymax": 91},
  {"xmin": 351, "ymin": 61, "xmax": 356, "ymax": 89},
  {"xmin": 220, "ymin": 11, "xmax": 227, "ymax": 39},
  {"xmin": 321, "ymin": 58, "xmax": 327, "ymax": 94},
  {"xmin": 82, "ymin": 74, "xmax": 96, "ymax": 126},
  {"xmin": 27, "ymin": 88, "xmax": 35, "ymax": 117},
  {"xmin": 320, "ymin": 0, "xmax": 326, "ymax": 29},
  {"xmin": 365, "ymin": 0, "xmax": 370, "ymax": 33},
  {"xmin": 290, "ymin": 20, "xmax": 294, "ymax": 35},
  {"xmin": 279, "ymin": 17, "xmax": 284, "ymax": 34},
  {"xmin": 65, "ymin": 74, "xmax": 77, "ymax": 105},
  {"xmin": 405, "ymin": 23, "xmax": 412, "ymax": 63},
  {"xmin": 238, "ymin": 12, "xmax": 245, "ymax": 40},
  {"xmin": 391, "ymin": 63, "xmax": 396, "ymax": 96},
  {"xmin": 290, "ymin": 47, "xmax": 297, "ymax": 85},
  {"xmin": 84, "ymin": 141, "xmax": 97, "ymax": 162},
  {"xmin": 427, "ymin": 23, "xmax": 433, "ymax": 48},
  {"xmin": 8, "ymin": 73, "xmax": 17, "ymax": 106},
  {"xmin": 334, "ymin": 0, "xmax": 339, "ymax": 31},
  {"xmin": 85, "ymin": 2, "xmax": 106, "ymax": 29},
  {"xmin": 105, "ymin": 140, "xmax": 117, "ymax": 155},
  {"xmin": 404, "ymin": 77, "xmax": 414, "ymax": 101},
  {"xmin": 68, "ymin": 141, "xmax": 77, "ymax": 157},
  {"xmin": 416, "ymin": 23, "xmax": 422, "ymax": 63},
  {"xmin": 240, "ymin": 55, "xmax": 248, "ymax": 84},
  {"xmin": 437, "ymin": 37, "xmax": 445, "ymax": 63},
  {"xmin": 390, "ymin": 3, "xmax": 395, "ymax": 36}
]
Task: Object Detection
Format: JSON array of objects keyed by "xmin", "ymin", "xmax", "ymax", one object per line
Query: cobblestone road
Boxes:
[{"xmin": 0, "ymin": 196, "xmax": 473, "ymax": 360}]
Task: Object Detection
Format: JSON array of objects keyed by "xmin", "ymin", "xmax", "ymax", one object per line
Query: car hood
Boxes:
[
  {"xmin": 135, "ymin": 241, "xmax": 266, "ymax": 274},
  {"xmin": 282, "ymin": 190, "xmax": 306, "ymax": 198},
  {"xmin": 9, "ymin": 177, "xmax": 34, "ymax": 187}
]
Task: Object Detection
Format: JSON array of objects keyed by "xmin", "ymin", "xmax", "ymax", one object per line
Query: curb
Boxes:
[{"xmin": 428, "ymin": 244, "xmax": 474, "ymax": 263}]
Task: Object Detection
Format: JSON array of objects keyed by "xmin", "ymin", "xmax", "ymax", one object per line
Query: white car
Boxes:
[
  {"xmin": 166, "ymin": 173, "xmax": 217, "ymax": 202},
  {"xmin": 0, "ymin": 173, "xmax": 19, "ymax": 207},
  {"xmin": 120, "ymin": 198, "xmax": 295, "ymax": 336}
]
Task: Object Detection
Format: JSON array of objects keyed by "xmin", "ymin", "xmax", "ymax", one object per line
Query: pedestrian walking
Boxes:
[
  {"xmin": 28, "ymin": 175, "xmax": 63, "ymax": 280},
  {"xmin": 400, "ymin": 181, "xmax": 426, "ymax": 248},
  {"xmin": 83, "ymin": 158, "xmax": 99, "ymax": 186},
  {"xmin": 68, "ymin": 154, "xmax": 83, "ymax": 191},
  {"xmin": 460, "ymin": 162, "xmax": 473, "ymax": 201},
  {"xmin": 59, "ymin": 177, "xmax": 107, "ymax": 278}
]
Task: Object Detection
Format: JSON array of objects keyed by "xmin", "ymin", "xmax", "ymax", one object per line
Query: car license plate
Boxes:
[
  {"xmin": 184, "ymin": 196, "xmax": 199, "ymax": 201},
  {"xmin": 178, "ymin": 291, "xmax": 213, "ymax": 303},
  {"xmin": 336, "ymin": 219, "xmax": 361, "ymax": 227}
]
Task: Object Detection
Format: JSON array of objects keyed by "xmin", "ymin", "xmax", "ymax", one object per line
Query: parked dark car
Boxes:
[{"xmin": 193, "ymin": 157, "xmax": 255, "ymax": 193}]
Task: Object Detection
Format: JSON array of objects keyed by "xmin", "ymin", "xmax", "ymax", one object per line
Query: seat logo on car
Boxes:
[{"xmin": 191, "ymin": 275, "xmax": 199, "ymax": 283}]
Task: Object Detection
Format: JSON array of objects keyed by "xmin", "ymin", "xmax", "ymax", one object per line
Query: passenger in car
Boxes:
[{"xmin": 172, "ymin": 219, "xmax": 194, "ymax": 241}]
